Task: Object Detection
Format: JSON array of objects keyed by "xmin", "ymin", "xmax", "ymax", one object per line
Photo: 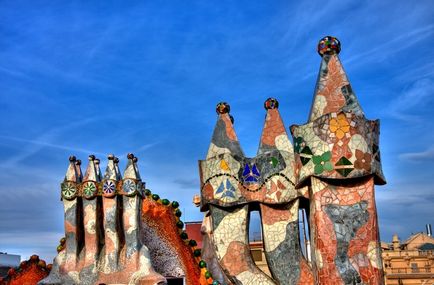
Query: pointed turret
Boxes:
[
  {"xmin": 206, "ymin": 102, "xmax": 244, "ymax": 159},
  {"xmin": 104, "ymin": 154, "xmax": 119, "ymax": 181},
  {"xmin": 309, "ymin": 36, "xmax": 364, "ymax": 122},
  {"xmin": 83, "ymin": 155, "xmax": 99, "ymax": 182},
  {"xmin": 65, "ymin": 156, "xmax": 80, "ymax": 182},
  {"xmin": 124, "ymin": 153, "xmax": 141, "ymax": 180},
  {"xmin": 258, "ymin": 98, "xmax": 293, "ymax": 155}
]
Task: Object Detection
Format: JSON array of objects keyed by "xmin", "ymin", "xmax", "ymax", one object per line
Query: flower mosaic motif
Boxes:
[
  {"xmin": 354, "ymin": 149, "xmax": 372, "ymax": 172},
  {"xmin": 83, "ymin": 181, "xmax": 97, "ymax": 199},
  {"xmin": 242, "ymin": 163, "xmax": 261, "ymax": 183},
  {"xmin": 312, "ymin": 151, "xmax": 333, "ymax": 175},
  {"xmin": 329, "ymin": 113, "xmax": 350, "ymax": 140},
  {"xmin": 122, "ymin": 179, "xmax": 136, "ymax": 196},
  {"xmin": 61, "ymin": 182, "xmax": 76, "ymax": 200},
  {"xmin": 215, "ymin": 179, "xmax": 236, "ymax": 199}
]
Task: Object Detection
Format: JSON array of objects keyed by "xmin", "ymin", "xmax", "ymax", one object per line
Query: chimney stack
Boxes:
[{"xmin": 426, "ymin": 224, "xmax": 432, "ymax": 236}]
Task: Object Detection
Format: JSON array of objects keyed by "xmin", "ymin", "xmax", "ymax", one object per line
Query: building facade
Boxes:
[{"xmin": 382, "ymin": 231, "xmax": 434, "ymax": 285}]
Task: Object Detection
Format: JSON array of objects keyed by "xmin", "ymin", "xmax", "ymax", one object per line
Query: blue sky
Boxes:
[{"xmin": 0, "ymin": 0, "xmax": 433, "ymax": 262}]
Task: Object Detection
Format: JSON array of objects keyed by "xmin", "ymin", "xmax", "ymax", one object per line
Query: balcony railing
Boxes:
[
  {"xmin": 383, "ymin": 250, "xmax": 434, "ymax": 258},
  {"xmin": 388, "ymin": 267, "xmax": 432, "ymax": 274}
]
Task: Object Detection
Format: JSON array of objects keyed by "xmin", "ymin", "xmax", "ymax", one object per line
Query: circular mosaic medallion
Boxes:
[
  {"xmin": 122, "ymin": 179, "xmax": 137, "ymax": 196},
  {"xmin": 103, "ymin": 180, "xmax": 116, "ymax": 197},
  {"xmin": 61, "ymin": 182, "xmax": 77, "ymax": 200},
  {"xmin": 83, "ymin": 181, "xmax": 97, "ymax": 199}
]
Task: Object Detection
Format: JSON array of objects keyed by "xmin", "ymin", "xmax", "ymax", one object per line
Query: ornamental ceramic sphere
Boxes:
[
  {"xmin": 317, "ymin": 36, "xmax": 341, "ymax": 56},
  {"xmin": 264, "ymin": 98, "xmax": 279, "ymax": 109},
  {"xmin": 216, "ymin": 102, "xmax": 230, "ymax": 114}
]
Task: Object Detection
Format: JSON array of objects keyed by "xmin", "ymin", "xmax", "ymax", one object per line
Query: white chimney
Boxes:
[{"xmin": 426, "ymin": 224, "xmax": 432, "ymax": 236}]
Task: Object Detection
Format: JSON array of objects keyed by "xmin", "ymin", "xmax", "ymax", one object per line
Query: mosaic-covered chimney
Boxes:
[
  {"xmin": 291, "ymin": 36, "xmax": 386, "ymax": 284},
  {"xmin": 199, "ymin": 36, "xmax": 387, "ymax": 285}
]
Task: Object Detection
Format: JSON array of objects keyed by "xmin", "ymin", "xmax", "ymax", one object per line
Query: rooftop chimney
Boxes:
[{"xmin": 426, "ymin": 224, "xmax": 432, "ymax": 236}]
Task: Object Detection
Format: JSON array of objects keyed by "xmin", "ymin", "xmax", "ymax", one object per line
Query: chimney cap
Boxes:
[
  {"xmin": 318, "ymin": 36, "xmax": 341, "ymax": 56},
  {"xmin": 264, "ymin": 98, "xmax": 279, "ymax": 110},
  {"xmin": 216, "ymin": 102, "xmax": 230, "ymax": 115}
]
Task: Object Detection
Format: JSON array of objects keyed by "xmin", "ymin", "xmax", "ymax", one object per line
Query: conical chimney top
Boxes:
[
  {"xmin": 206, "ymin": 102, "xmax": 244, "ymax": 159},
  {"xmin": 258, "ymin": 98, "xmax": 293, "ymax": 155},
  {"xmin": 83, "ymin": 155, "xmax": 98, "ymax": 182},
  {"xmin": 104, "ymin": 154, "xmax": 119, "ymax": 181},
  {"xmin": 309, "ymin": 36, "xmax": 364, "ymax": 122},
  {"xmin": 65, "ymin": 155, "xmax": 80, "ymax": 182},
  {"xmin": 123, "ymin": 153, "xmax": 141, "ymax": 180}
]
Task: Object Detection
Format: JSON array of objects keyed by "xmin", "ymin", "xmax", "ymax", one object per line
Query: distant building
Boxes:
[
  {"xmin": 0, "ymin": 252, "xmax": 20, "ymax": 278},
  {"xmin": 382, "ymin": 225, "xmax": 434, "ymax": 285}
]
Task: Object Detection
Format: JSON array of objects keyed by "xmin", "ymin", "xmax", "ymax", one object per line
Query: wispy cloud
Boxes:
[
  {"xmin": 0, "ymin": 65, "xmax": 31, "ymax": 79},
  {"xmin": 0, "ymin": 135, "xmax": 105, "ymax": 157},
  {"xmin": 346, "ymin": 24, "xmax": 434, "ymax": 64},
  {"xmin": 386, "ymin": 78, "xmax": 434, "ymax": 122},
  {"xmin": 0, "ymin": 116, "xmax": 108, "ymax": 167},
  {"xmin": 135, "ymin": 142, "xmax": 159, "ymax": 153},
  {"xmin": 399, "ymin": 146, "xmax": 434, "ymax": 162}
]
